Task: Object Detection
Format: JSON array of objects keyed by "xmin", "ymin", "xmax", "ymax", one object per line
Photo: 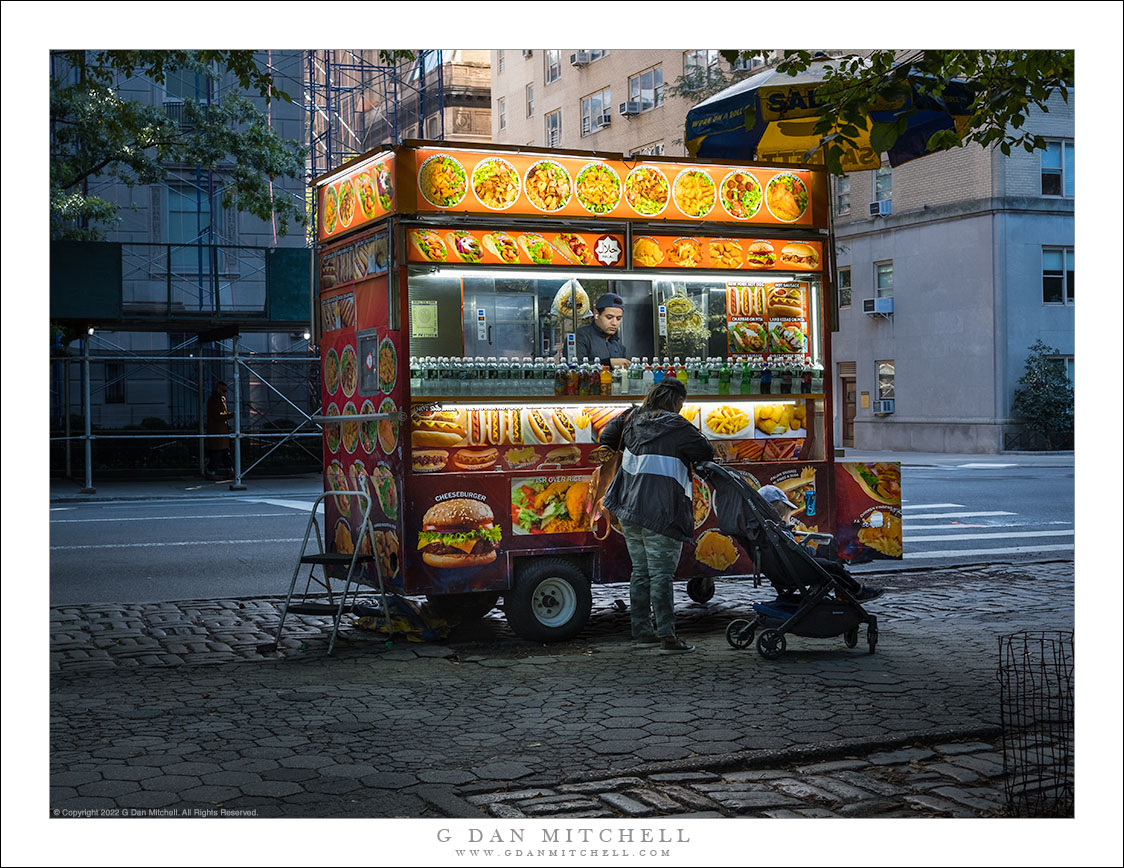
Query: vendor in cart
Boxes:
[{"xmin": 575, "ymin": 292, "xmax": 629, "ymax": 367}]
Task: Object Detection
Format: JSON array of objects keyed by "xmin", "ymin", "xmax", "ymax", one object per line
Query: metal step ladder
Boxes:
[{"xmin": 266, "ymin": 489, "xmax": 394, "ymax": 655}]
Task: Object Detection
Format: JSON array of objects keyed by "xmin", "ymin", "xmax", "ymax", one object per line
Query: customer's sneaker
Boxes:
[
  {"xmin": 632, "ymin": 634, "xmax": 661, "ymax": 648},
  {"xmin": 660, "ymin": 637, "xmax": 695, "ymax": 654},
  {"xmin": 854, "ymin": 585, "xmax": 885, "ymax": 602}
]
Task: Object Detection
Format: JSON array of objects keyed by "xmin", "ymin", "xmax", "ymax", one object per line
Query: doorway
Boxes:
[{"xmin": 841, "ymin": 376, "xmax": 856, "ymax": 448}]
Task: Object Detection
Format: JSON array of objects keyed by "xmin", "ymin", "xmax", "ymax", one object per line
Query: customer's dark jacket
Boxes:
[{"xmin": 600, "ymin": 408, "xmax": 714, "ymax": 542}]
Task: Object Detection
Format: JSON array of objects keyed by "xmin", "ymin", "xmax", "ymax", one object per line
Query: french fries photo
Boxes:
[{"xmin": 705, "ymin": 405, "xmax": 751, "ymax": 437}]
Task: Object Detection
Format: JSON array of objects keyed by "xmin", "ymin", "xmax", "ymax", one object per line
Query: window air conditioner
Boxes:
[
  {"xmin": 597, "ymin": 112, "xmax": 612, "ymax": 127},
  {"xmin": 522, "ymin": 50, "xmax": 533, "ymax": 58},
  {"xmin": 869, "ymin": 200, "xmax": 892, "ymax": 217},
  {"xmin": 570, "ymin": 52, "xmax": 591, "ymax": 67},
  {"xmin": 874, "ymin": 399, "xmax": 896, "ymax": 415},
  {"xmin": 619, "ymin": 101, "xmax": 641, "ymax": 117},
  {"xmin": 862, "ymin": 297, "xmax": 894, "ymax": 316}
]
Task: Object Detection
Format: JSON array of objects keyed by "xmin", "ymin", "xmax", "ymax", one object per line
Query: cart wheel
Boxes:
[
  {"xmin": 844, "ymin": 628, "xmax": 859, "ymax": 649},
  {"xmin": 686, "ymin": 576, "xmax": 716, "ymax": 604},
  {"xmin": 757, "ymin": 629, "xmax": 786, "ymax": 660},
  {"xmin": 867, "ymin": 627, "xmax": 878, "ymax": 654},
  {"xmin": 505, "ymin": 558, "xmax": 592, "ymax": 643},
  {"xmin": 726, "ymin": 618, "xmax": 757, "ymax": 649},
  {"xmin": 425, "ymin": 591, "xmax": 501, "ymax": 623}
]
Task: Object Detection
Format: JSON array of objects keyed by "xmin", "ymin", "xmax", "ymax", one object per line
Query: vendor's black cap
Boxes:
[{"xmin": 595, "ymin": 293, "xmax": 624, "ymax": 310}]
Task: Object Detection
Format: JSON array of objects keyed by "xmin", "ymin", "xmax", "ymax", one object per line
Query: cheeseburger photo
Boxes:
[
  {"xmin": 746, "ymin": 240, "xmax": 777, "ymax": 269},
  {"xmin": 418, "ymin": 498, "xmax": 501, "ymax": 568},
  {"xmin": 779, "ymin": 242, "xmax": 819, "ymax": 270}
]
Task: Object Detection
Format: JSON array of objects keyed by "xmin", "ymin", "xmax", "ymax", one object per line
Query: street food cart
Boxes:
[{"xmin": 313, "ymin": 141, "xmax": 902, "ymax": 642}]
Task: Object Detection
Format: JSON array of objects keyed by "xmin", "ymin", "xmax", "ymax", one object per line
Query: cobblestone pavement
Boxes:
[{"xmin": 49, "ymin": 561, "xmax": 1073, "ymax": 819}]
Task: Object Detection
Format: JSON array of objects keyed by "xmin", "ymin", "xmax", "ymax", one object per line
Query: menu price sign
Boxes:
[
  {"xmin": 406, "ymin": 227, "xmax": 624, "ymax": 268},
  {"xmin": 726, "ymin": 281, "xmax": 810, "ymax": 362},
  {"xmin": 412, "ymin": 147, "xmax": 824, "ymax": 228},
  {"xmin": 633, "ymin": 237, "xmax": 823, "ymax": 272},
  {"xmin": 318, "ymin": 153, "xmax": 396, "ymax": 242}
]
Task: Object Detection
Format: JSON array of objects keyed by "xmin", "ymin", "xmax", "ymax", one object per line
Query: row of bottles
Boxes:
[{"xmin": 408, "ymin": 356, "xmax": 824, "ymax": 398}]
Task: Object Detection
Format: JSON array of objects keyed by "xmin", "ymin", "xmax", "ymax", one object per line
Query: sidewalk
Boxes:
[
  {"xmin": 49, "ymin": 561, "xmax": 1075, "ymax": 820},
  {"xmin": 836, "ymin": 448, "xmax": 1074, "ymax": 468}
]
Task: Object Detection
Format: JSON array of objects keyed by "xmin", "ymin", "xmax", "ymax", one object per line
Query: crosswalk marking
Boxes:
[
  {"xmin": 901, "ymin": 510, "xmax": 1017, "ymax": 520},
  {"xmin": 904, "ymin": 544, "xmax": 1074, "ymax": 559},
  {"xmin": 905, "ymin": 530, "xmax": 1074, "ymax": 543},
  {"xmin": 51, "ymin": 538, "xmax": 305, "ymax": 551}
]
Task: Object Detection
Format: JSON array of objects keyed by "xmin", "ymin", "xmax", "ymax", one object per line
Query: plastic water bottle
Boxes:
[{"xmin": 642, "ymin": 358, "xmax": 654, "ymax": 394}]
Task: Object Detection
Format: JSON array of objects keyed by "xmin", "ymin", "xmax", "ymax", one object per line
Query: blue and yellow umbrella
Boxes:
[{"xmin": 686, "ymin": 59, "xmax": 974, "ymax": 170}]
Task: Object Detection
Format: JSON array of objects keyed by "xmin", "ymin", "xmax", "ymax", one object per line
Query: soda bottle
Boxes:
[
  {"xmin": 760, "ymin": 363, "xmax": 772, "ymax": 395},
  {"xmin": 740, "ymin": 360, "xmax": 753, "ymax": 395},
  {"xmin": 567, "ymin": 362, "xmax": 579, "ymax": 396},
  {"xmin": 642, "ymin": 358, "xmax": 654, "ymax": 394},
  {"xmin": 600, "ymin": 365, "xmax": 612, "ymax": 396},
  {"xmin": 652, "ymin": 361, "xmax": 665, "ymax": 388},
  {"xmin": 675, "ymin": 357, "xmax": 688, "ymax": 387},
  {"xmin": 697, "ymin": 358, "xmax": 710, "ymax": 394},
  {"xmin": 586, "ymin": 359, "xmax": 601, "ymax": 395},
  {"xmin": 718, "ymin": 359, "xmax": 731, "ymax": 395},
  {"xmin": 626, "ymin": 358, "xmax": 641, "ymax": 395},
  {"xmin": 554, "ymin": 361, "xmax": 568, "ymax": 397},
  {"xmin": 730, "ymin": 360, "xmax": 743, "ymax": 394}
]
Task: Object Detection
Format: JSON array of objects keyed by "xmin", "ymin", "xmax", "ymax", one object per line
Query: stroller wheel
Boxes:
[
  {"xmin": 867, "ymin": 627, "xmax": 878, "ymax": 654},
  {"xmin": 844, "ymin": 628, "xmax": 859, "ymax": 649},
  {"xmin": 687, "ymin": 576, "xmax": 716, "ymax": 604},
  {"xmin": 757, "ymin": 629, "xmax": 786, "ymax": 660},
  {"xmin": 726, "ymin": 618, "xmax": 756, "ymax": 649}
]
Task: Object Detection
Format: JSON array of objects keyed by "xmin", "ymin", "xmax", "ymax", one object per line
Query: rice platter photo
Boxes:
[
  {"xmin": 720, "ymin": 170, "xmax": 763, "ymax": 220},
  {"xmin": 340, "ymin": 344, "xmax": 358, "ymax": 397},
  {"xmin": 342, "ymin": 402, "xmax": 360, "ymax": 454},
  {"xmin": 324, "ymin": 348, "xmax": 340, "ymax": 395},
  {"xmin": 625, "ymin": 166, "xmax": 670, "ymax": 216},
  {"xmin": 418, "ymin": 154, "xmax": 468, "ymax": 208},
  {"xmin": 337, "ymin": 178, "xmax": 356, "ymax": 227},
  {"xmin": 359, "ymin": 399, "xmax": 378, "ymax": 452},
  {"xmin": 324, "ymin": 403, "xmax": 341, "ymax": 453},
  {"xmin": 472, "ymin": 157, "xmax": 521, "ymax": 210},
  {"xmin": 524, "ymin": 160, "xmax": 573, "ymax": 212},
  {"xmin": 378, "ymin": 337, "xmax": 397, "ymax": 393},
  {"xmin": 673, "ymin": 168, "xmax": 716, "ymax": 218},
  {"xmin": 575, "ymin": 162, "xmax": 622, "ymax": 214},
  {"xmin": 322, "ymin": 185, "xmax": 339, "ymax": 235},
  {"xmin": 765, "ymin": 172, "xmax": 810, "ymax": 223}
]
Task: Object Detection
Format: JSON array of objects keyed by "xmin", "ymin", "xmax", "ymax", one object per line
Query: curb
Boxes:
[{"xmin": 50, "ymin": 490, "xmax": 321, "ymax": 504}]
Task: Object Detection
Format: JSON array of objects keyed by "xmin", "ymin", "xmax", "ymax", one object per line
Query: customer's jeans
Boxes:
[{"xmin": 620, "ymin": 520, "xmax": 684, "ymax": 639}]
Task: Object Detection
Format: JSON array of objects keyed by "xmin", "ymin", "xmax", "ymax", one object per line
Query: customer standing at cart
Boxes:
[
  {"xmin": 205, "ymin": 381, "xmax": 235, "ymax": 479},
  {"xmin": 575, "ymin": 292, "xmax": 629, "ymax": 367},
  {"xmin": 599, "ymin": 377, "xmax": 713, "ymax": 653}
]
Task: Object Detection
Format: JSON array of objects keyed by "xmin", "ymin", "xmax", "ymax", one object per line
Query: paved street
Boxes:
[{"xmin": 49, "ymin": 562, "xmax": 1074, "ymax": 822}]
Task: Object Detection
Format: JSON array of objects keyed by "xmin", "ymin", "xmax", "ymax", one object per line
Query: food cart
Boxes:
[{"xmin": 313, "ymin": 141, "xmax": 902, "ymax": 643}]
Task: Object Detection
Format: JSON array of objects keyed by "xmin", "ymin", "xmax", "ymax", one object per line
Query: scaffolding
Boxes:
[
  {"xmin": 50, "ymin": 332, "xmax": 322, "ymax": 492},
  {"xmin": 305, "ymin": 49, "xmax": 445, "ymax": 182}
]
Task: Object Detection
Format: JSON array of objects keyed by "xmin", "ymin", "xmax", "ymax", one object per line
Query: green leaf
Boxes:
[{"xmin": 869, "ymin": 121, "xmax": 901, "ymax": 154}]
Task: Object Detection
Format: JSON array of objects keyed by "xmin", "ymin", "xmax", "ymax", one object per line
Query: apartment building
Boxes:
[
  {"xmin": 489, "ymin": 49, "xmax": 763, "ymax": 156},
  {"xmin": 830, "ymin": 94, "xmax": 1074, "ymax": 453}
]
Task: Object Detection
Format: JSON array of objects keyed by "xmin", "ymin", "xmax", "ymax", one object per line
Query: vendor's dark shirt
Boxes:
[{"xmin": 575, "ymin": 323, "xmax": 626, "ymax": 365}]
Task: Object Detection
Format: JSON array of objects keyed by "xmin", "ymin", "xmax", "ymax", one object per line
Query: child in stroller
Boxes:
[{"xmin": 696, "ymin": 462, "xmax": 882, "ymax": 658}]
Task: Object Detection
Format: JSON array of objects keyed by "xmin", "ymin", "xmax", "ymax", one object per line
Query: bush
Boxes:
[{"xmin": 1010, "ymin": 339, "xmax": 1074, "ymax": 450}]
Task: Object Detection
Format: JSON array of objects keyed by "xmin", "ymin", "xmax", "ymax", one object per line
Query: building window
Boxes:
[
  {"xmin": 104, "ymin": 362, "xmax": 126, "ymax": 404},
  {"xmin": 874, "ymin": 165, "xmax": 892, "ymax": 203},
  {"xmin": 498, "ymin": 97, "xmax": 506, "ymax": 130},
  {"xmin": 835, "ymin": 175, "xmax": 851, "ymax": 214},
  {"xmin": 545, "ymin": 50, "xmax": 561, "ymax": 84},
  {"xmin": 1042, "ymin": 247, "xmax": 1074, "ymax": 305},
  {"xmin": 632, "ymin": 141, "xmax": 665, "ymax": 157},
  {"xmin": 168, "ymin": 184, "xmax": 213, "ymax": 272},
  {"xmin": 497, "ymin": 50, "xmax": 504, "ymax": 75},
  {"xmin": 526, "ymin": 83, "xmax": 534, "ymax": 117},
  {"xmin": 580, "ymin": 87, "xmax": 611, "ymax": 137},
  {"xmin": 589, "ymin": 50, "xmax": 609, "ymax": 62},
  {"xmin": 628, "ymin": 65, "xmax": 664, "ymax": 112},
  {"xmin": 1046, "ymin": 355, "xmax": 1074, "ymax": 383},
  {"xmin": 425, "ymin": 114, "xmax": 440, "ymax": 139},
  {"xmin": 683, "ymin": 50, "xmax": 720, "ymax": 88},
  {"xmin": 545, "ymin": 109, "xmax": 561, "ymax": 147},
  {"xmin": 875, "ymin": 261, "xmax": 893, "ymax": 298},
  {"xmin": 1041, "ymin": 140, "xmax": 1074, "ymax": 197},
  {"xmin": 837, "ymin": 266, "xmax": 851, "ymax": 308},
  {"xmin": 876, "ymin": 361, "xmax": 895, "ymax": 401}
]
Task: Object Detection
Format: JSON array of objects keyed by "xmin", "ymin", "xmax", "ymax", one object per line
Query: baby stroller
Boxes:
[{"xmin": 696, "ymin": 461, "xmax": 879, "ymax": 659}]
